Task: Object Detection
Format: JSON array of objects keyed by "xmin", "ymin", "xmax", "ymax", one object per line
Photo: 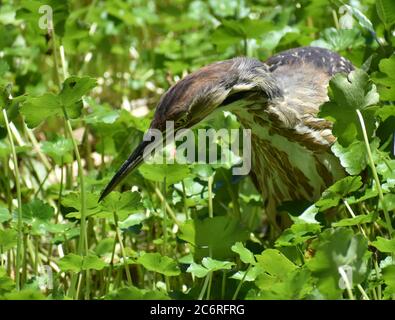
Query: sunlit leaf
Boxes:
[{"xmin": 319, "ymin": 69, "xmax": 379, "ymax": 147}]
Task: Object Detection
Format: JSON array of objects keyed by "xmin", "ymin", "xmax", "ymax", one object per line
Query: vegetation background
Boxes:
[{"xmin": 0, "ymin": 0, "xmax": 395, "ymax": 300}]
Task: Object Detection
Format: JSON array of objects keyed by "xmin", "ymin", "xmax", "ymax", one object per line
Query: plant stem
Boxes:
[
  {"xmin": 198, "ymin": 273, "xmax": 211, "ymax": 300},
  {"xmin": 50, "ymin": 22, "xmax": 89, "ymax": 298},
  {"xmin": 232, "ymin": 264, "xmax": 251, "ymax": 300},
  {"xmin": 221, "ymin": 271, "xmax": 227, "ymax": 300},
  {"xmin": 356, "ymin": 109, "xmax": 393, "ymax": 237},
  {"xmin": 181, "ymin": 180, "xmax": 189, "ymax": 220},
  {"xmin": 113, "ymin": 211, "xmax": 132, "ymax": 286},
  {"xmin": 106, "ymin": 238, "xmax": 117, "ymax": 294},
  {"xmin": 154, "ymin": 187, "xmax": 180, "ymax": 226},
  {"xmin": 3, "ymin": 109, "xmax": 23, "ymax": 290},
  {"xmin": 338, "ymin": 266, "xmax": 355, "ymax": 300},
  {"xmin": 343, "ymin": 199, "xmax": 368, "ymax": 239},
  {"xmin": 206, "ymin": 272, "xmax": 213, "ymax": 300},
  {"xmin": 332, "ymin": 10, "xmax": 340, "ymax": 29},
  {"xmin": 357, "ymin": 284, "xmax": 370, "ymax": 300},
  {"xmin": 208, "ymin": 175, "xmax": 214, "ymax": 219}
]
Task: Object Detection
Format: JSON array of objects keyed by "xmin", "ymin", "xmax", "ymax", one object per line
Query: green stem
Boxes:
[
  {"xmin": 232, "ymin": 264, "xmax": 251, "ymax": 300},
  {"xmin": 220, "ymin": 170, "xmax": 241, "ymax": 219},
  {"xmin": 181, "ymin": 180, "xmax": 189, "ymax": 220},
  {"xmin": 113, "ymin": 211, "xmax": 132, "ymax": 286},
  {"xmin": 154, "ymin": 187, "xmax": 180, "ymax": 226},
  {"xmin": 339, "ymin": 266, "xmax": 355, "ymax": 300},
  {"xmin": 198, "ymin": 273, "xmax": 211, "ymax": 300},
  {"xmin": 357, "ymin": 284, "xmax": 370, "ymax": 300},
  {"xmin": 3, "ymin": 109, "xmax": 23, "ymax": 290},
  {"xmin": 356, "ymin": 109, "xmax": 393, "ymax": 236},
  {"xmin": 206, "ymin": 272, "xmax": 213, "ymax": 300},
  {"xmin": 106, "ymin": 238, "xmax": 117, "ymax": 294},
  {"xmin": 50, "ymin": 22, "xmax": 89, "ymax": 297},
  {"xmin": 221, "ymin": 271, "xmax": 227, "ymax": 300},
  {"xmin": 208, "ymin": 175, "xmax": 214, "ymax": 219},
  {"xmin": 373, "ymin": 259, "xmax": 382, "ymax": 299},
  {"xmin": 343, "ymin": 199, "xmax": 368, "ymax": 239}
]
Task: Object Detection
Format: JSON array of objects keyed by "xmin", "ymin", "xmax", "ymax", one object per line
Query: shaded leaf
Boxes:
[
  {"xmin": 306, "ymin": 228, "xmax": 369, "ymax": 299},
  {"xmin": 137, "ymin": 253, "xmax": 180, "ymax": 276},
  {"xmin": 179, "ymin": 216, "xmax": 249, "ymax": 260}
]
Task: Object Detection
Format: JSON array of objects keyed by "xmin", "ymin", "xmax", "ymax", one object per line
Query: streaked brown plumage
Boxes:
[{"xmin": 100, "ymin": 46, "xmax": 354, "ymax": 228}]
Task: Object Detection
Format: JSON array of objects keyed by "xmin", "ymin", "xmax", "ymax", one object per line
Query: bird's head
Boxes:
[{"xmin": 99, "ymin": 57, "xmax": 281, "ymax": 201}]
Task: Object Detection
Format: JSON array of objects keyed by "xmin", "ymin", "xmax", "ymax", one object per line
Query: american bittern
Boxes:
[{"xmin": 100, "ymin": 46, "xmax": 354, "ymax": 227}]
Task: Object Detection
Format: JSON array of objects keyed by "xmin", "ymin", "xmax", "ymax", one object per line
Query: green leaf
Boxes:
[
  {"xmin": 231, "ymin": 242, "xmax": 256, "ymax": 265},
  {"xmin": 22, "ymin": 199, "xmax": 54, "ymax": 221},
  {"xmin": 22, "ymin": 199, "xmax": 55, "ymax": 235},
  {"xmin": 0, "ymin": 267, "xmax": 14, "ymax": 294},
  {"xmin": 306, "ymin": 228, "xmax": 369, "ymax": 299},
  {"xmin": 0, "ymin": 60, "xmax": 9, "ymax": 77},
  {"xmin": 0, "ymin": 140, "xmax": 10, "ymax": 158},
  {"xmin": 275, "ymin": 223, "xmax": 321, "ymax": 247},
  {"xmin": 201, "ymin": 257, "xmax": 234, "ymax": 271},
  {"xmin": 118, "ymin": 213, "xmax": 147, "ymax": 229},
  {"xmin": 0, "ymin": 207, "xmax": 11, "ymax": 223},
  {"xmin": 187, "ymin": 258, "xmax": 234, "ymax": 278},
  {"xmin": 256, "ymin": 249, "xmax": 297, "ymax": 278},
  {"xmin": 138, "ymin": 163, "xmax": 190, "ymax": 185},
  {"xmin": 105, "ymin": 286, "xmax": 169, "ymax": 300},
  {"xmin": 341, "ymin": 5, "xmax": 375, "ymax": 34},
  {"xmin": 379, "ymin": 194, "xmax": 395, "ymax": 211},
  {"xmin": 230, "ymin": 266, "xmax": 261, "ymax": 282},
  {"xmin": 59, "ymin": 76, "xmax": 97, "ymax": 106},
  {"xmin": 311, "ymin": 28, "xmax": 363, "ymax": 51},
  {"xmin": 20, "ymin": 93, "xmax": 61, "ymax": 128},
  {"xmin": 58, "ymin": 253, "xmax": 106, "ymax": 272},
  {"xmin": 0, "ymin": 229, "xmax": 17, "ymax": 251},
  {"xmin": 331, "ymin": 141, "xmax": 367, "ymax": 175},
  {"xmin": 291, "ymin": 204, "xmax": 320, "ymax": 224},
  {"xmin": 253, "ymin": 268, "xmax": 312, "ymax": 300},
  {"xmin": 332, "ymin": 213, "xmax": 374, "ymax": 227},
  {"xmin": 376, "ymin": 0, "xmax": 395, "ymax": 28},
  {"xmin": 20, "ymin": 77, "xmax": 96, "ymax": 128},
  {"xmin": 57, "ymin": 253, "xmax": 83, "ymax": 273},
  {"xmin": 179, "ymin": 216, "xmax": 249, "ymax": 260},
  {"xmin": 1, "ymin": 288, "xmax": 45, "ymax": 300},
  {"xmin": 316, "ymin": 176, "xmax": 363, "ymax": 211},
  {"xmin": 95, "ymin": 238, "xmax": 115, "ymax": 256},
  {"xmin": 373, "ymin": 56, "xmax": 395, "ymax": 101},
  {"xmin": 187, "ymin": 262, "xmax": 210, "ymax": 278},
  {"xmin": 84, "ymin": 99, "xmax": 119, "ymax": 125},
  {"xmin": 98, "ymin": 191, "xmax": 142, "ymax": 220},
  {"xmin": 16, "ymin": 0, "xmax": 69, "ymax": 37},
  {"xmin": 319, "ymin": 69, "xmax": 379, "ymax": 147},
  {"xmin": 137, "ymin": 252, "xmax": 180, "ymax": 276},
  {"xmin": 382, "ymin": 265, "xmax": 395, "ymax": 298},
  {"xmin": 62, "ymin": 192, "xmax": 101, "ymax": 219},
  {"xmin": 41, "ymin": 137, "xmax": 74, "ymax": 165},
  {"xmin": 371, "ymin": 237, "xmax": 395, "ymax": 253},
  {"xmin": 81, "ymin": 255, "xmax": 107, "ymax": 271},
  {"xmin": 252, "ymin": 249, "xmax": 312, "ymax": 299}
]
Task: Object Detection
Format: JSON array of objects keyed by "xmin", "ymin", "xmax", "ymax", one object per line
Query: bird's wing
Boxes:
[
  {"xmin": 265, "ymin": 46, "xmax": 354, "ymax": 76},
  {"xmin": 261, "ymin": 47, "xmax": 354, "ymax": 148}
]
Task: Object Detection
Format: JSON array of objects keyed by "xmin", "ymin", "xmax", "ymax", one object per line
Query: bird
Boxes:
[{"xmin": 99, "ymin": 46, "xmax": 354, "ymax": 229}]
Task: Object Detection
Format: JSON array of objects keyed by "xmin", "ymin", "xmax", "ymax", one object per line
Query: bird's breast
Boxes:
[{"xmin": 234, "ymin": 107, "xmax": 344, "ymax": 210}]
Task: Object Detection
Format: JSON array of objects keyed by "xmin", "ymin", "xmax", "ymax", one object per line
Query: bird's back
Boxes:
[{"xmin": 233, "ymin": 47, "xmax": 354, "ymax": 226}]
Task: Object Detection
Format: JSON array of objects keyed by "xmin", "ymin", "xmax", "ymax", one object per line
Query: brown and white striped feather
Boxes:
[{"xmin": 233, "ymin": 47, "xmax": 353, "ymax": 218}]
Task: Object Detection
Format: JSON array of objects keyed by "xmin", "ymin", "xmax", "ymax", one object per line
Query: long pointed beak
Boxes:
[{"xmin": 98, "ymin": 139, "xmax": 151, "ymax": 202}]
